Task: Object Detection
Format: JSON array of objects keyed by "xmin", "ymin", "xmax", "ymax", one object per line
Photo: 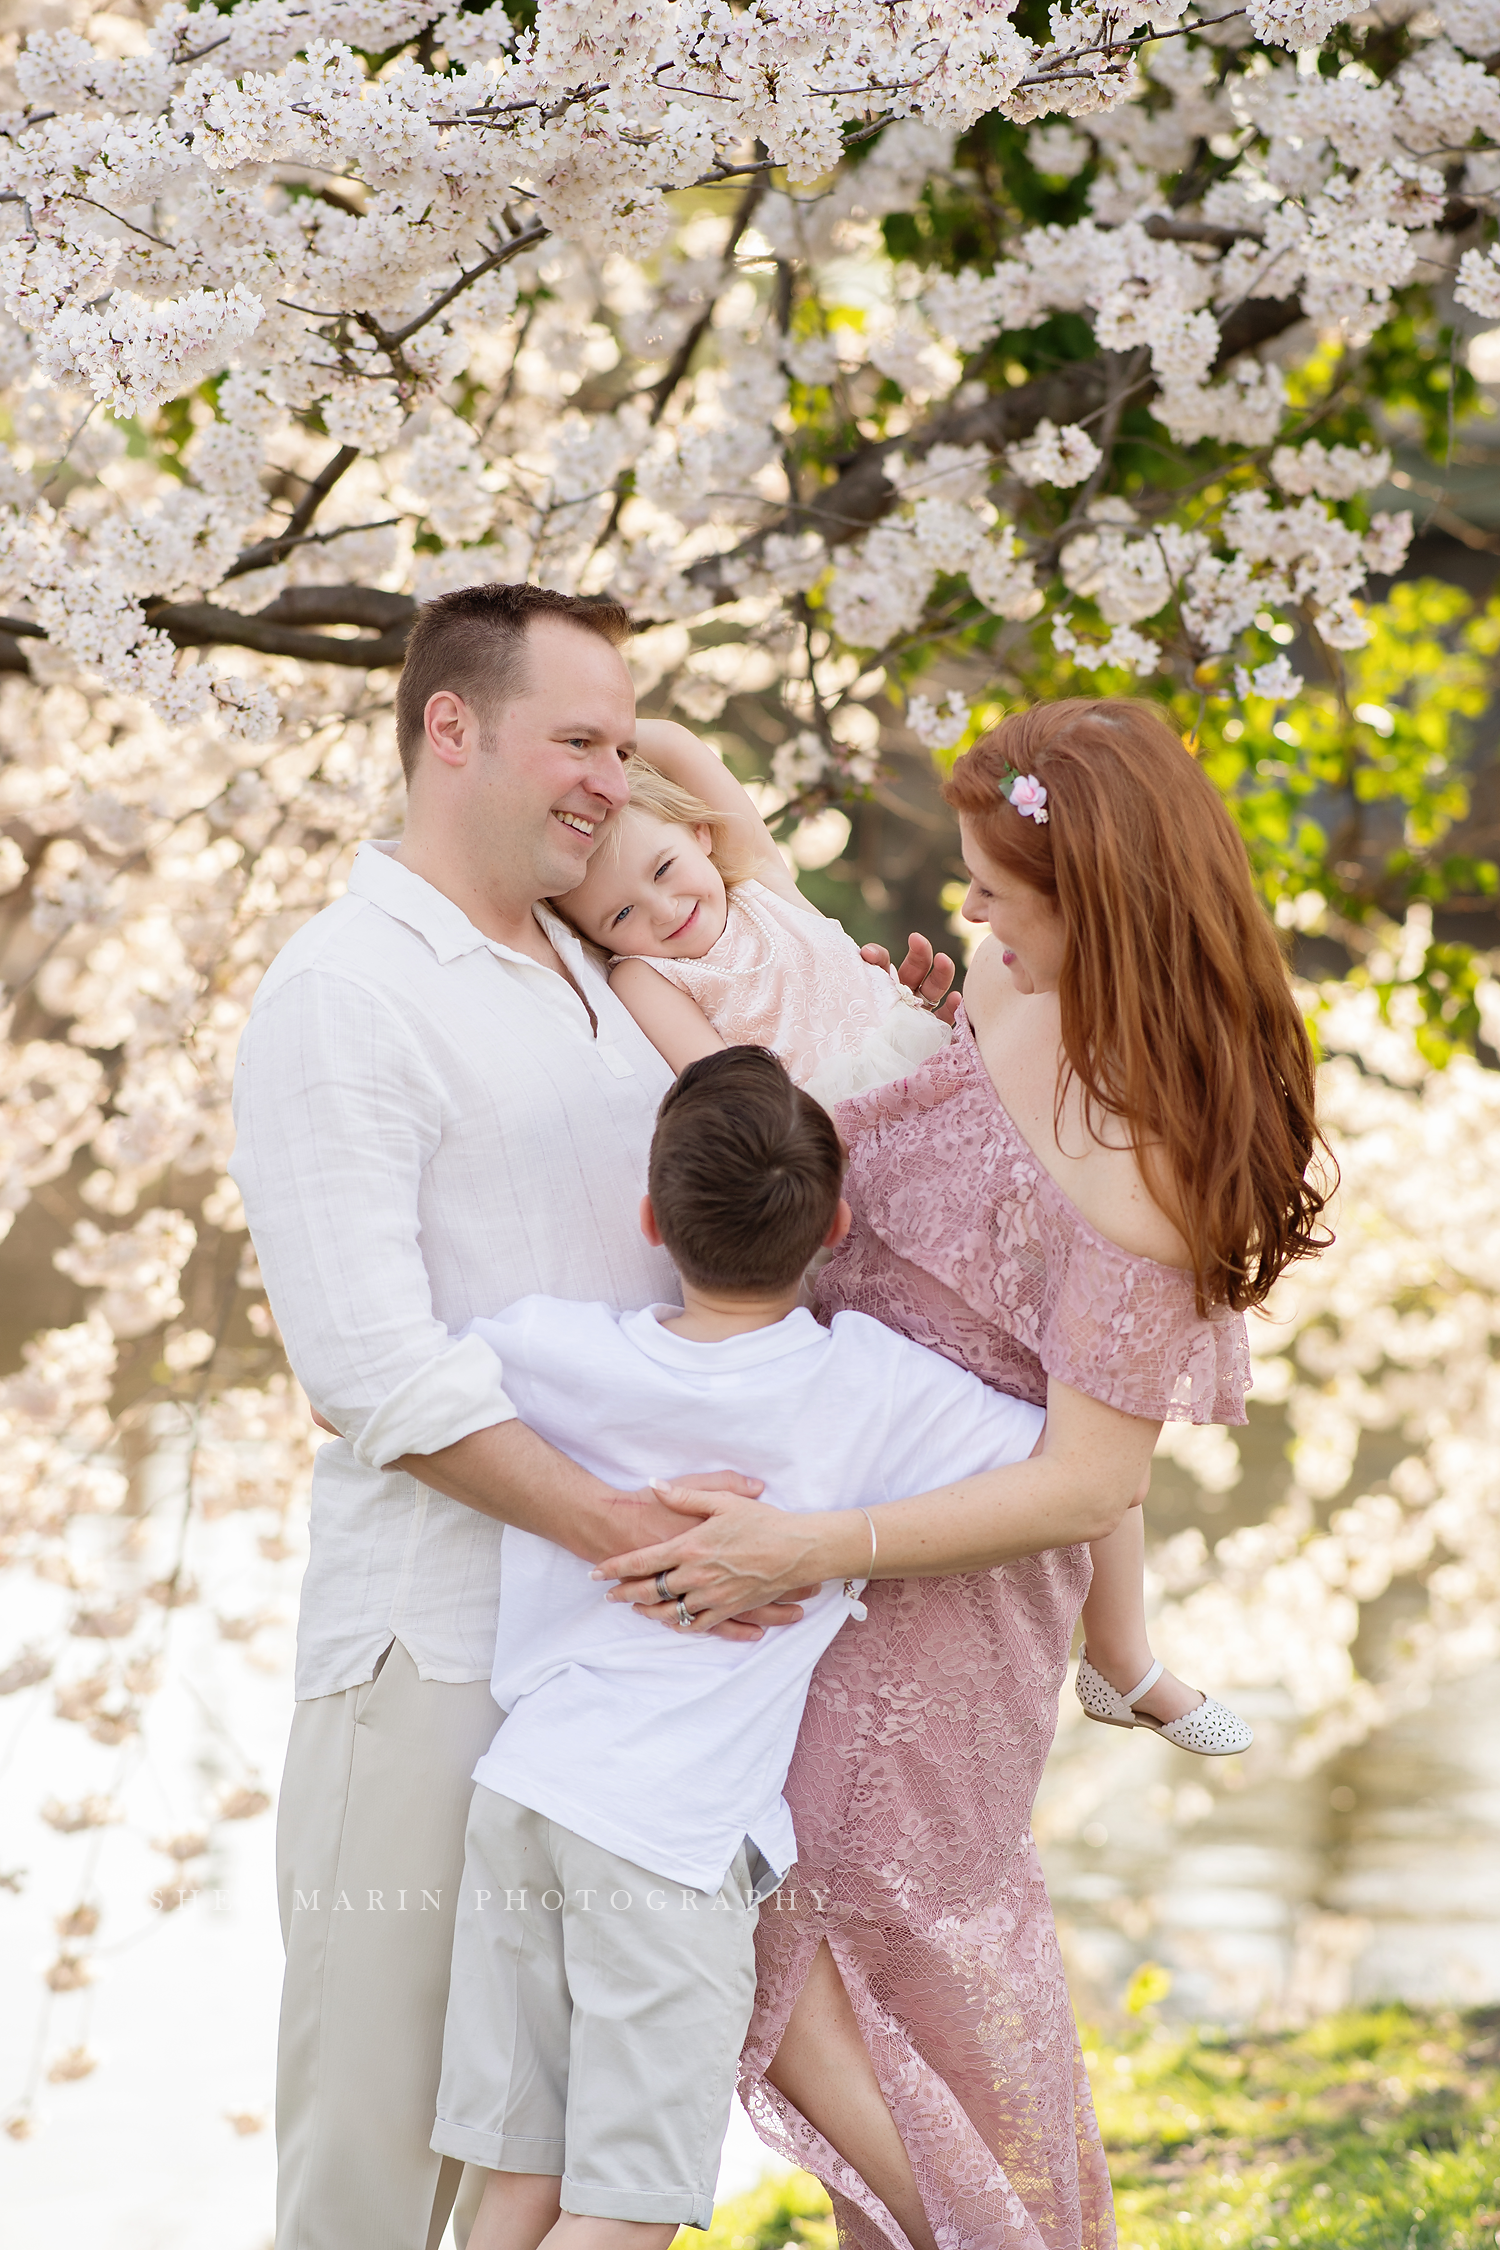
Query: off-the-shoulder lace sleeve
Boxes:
[{"xmin": 1036, "ymin": 1204, "xmax": 1249, "ymax": 1424}]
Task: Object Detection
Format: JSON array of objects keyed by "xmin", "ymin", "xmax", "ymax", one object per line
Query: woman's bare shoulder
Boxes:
[
  {"xmin": 964, "ymin": 940, "xmax": 1193, "ymax": 1270},
  {"xmin": 954, "ymin": 934, "xmax": 1016, "ymax": 1027},
  {"xmin": 1076, "ymin": 1138, "xmax": 1195, "ymax": 1271}
]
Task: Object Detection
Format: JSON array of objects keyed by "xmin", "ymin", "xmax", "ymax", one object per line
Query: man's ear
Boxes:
[
  {"xmin": 823, "ymin": 1197, "xmax": 852, "ymax": 1251},
  {"xmin": 640, "ymin": 1195, "xmax": 665, "ymax": 1248},
  {"xmin": 424, "ymin": 689, "xmax": 474, "ymax": 770}
]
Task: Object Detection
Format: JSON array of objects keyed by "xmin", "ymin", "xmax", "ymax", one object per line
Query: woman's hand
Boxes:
[
  {"xmin": 592, "ymin": 1482, "xmax": 838, "ymax": 1633},
  {"xmin": 862, "ymin": 932, "xmax": 960, "ymax": 1026}
]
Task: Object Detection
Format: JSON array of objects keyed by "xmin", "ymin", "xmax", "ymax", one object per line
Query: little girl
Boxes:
[
  {"xmin": 561, "ymin": 734, "xmax": 952, "ymax": 1105},
  {"xmin": 558, "ymin": 717, "xmax": 1252, "ymax": 1758}
]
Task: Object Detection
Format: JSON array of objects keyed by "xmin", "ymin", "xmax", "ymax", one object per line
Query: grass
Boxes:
[
  {"xmin": 702, "ymin": 2170, "xmax": 837, "ymax": 2250},
  {"xmin": 703, "ymin": 2007, "xmax": 1500, "ymax": 2250}
]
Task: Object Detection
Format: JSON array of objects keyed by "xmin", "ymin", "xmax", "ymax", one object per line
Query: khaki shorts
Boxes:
[{"xmin": 431, "ymin": 1789, "xmax": 760, "ymax": 2229}]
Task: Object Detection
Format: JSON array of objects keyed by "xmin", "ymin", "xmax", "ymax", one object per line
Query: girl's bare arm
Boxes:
[
  {"xmin": 633, "ymin": 717, "xmax": 813, "ymax": 914},
  {"xmin": 633, "ymin": 719, "xmax": 961, "ymax": 1008},
  {"xmin": 609, "ymin": 956, "xmax": 728, "ymax": 1074}
]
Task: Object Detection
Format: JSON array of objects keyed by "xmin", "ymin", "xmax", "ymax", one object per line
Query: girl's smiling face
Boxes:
[
  {"xmin": 565, "ymin": 807, "xmax": 729, "ymax": 958},
  {"xmin": 957, "ymin": 819, "xmax": 1066, "ymax": 996}
]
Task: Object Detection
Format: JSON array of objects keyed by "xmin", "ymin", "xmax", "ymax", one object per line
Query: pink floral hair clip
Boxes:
[{"xmin": 1000, "ymin": 770, "xmax": 1049, "ymax": 823}]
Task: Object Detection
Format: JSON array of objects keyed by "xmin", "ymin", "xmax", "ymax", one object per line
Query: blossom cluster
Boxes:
[
  {"xmin": 0, "ymin": 0, "xmax": 1479, "ymax": 726},
  {"xmin": 1150, "ymin": 946, "xmax": 1500, "ymax": 1775}
]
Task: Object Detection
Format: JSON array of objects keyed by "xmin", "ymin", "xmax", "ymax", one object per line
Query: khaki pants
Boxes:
[{"xmin": 275, "ymin": 1639, "xmax": 501, "ymax": 2250}]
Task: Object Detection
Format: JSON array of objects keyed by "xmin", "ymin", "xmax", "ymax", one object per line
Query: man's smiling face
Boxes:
[{"xmin": 482, "ymin": 615, "xmax": 638, "ymax": 899}]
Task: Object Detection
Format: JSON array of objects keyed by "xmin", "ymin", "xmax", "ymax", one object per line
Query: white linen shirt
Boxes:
[
  {"xmin": 229, "ymin": 840, "xmax": 678, "ymax": 1701},
  {"xmin": 467, "ymin": 1299, "xmax": 1045, "ymax": 1893}
]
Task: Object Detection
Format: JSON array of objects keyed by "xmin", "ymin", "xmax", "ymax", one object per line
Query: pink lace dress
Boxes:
[
  {"xmin": 739, "ymin": 1011, "xmax": 1250, "ymax": 2250},
  {"xmin": 630, "ymin": 880, "xmax": 950, "ymax": 1104}
]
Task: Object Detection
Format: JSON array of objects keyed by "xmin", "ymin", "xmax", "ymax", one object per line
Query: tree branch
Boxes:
[
  {"xmin": 0, "ymin": 589, "xmax": 418, "ymax": 677},
  {"xmin": 148, "ymin": 585, "xmax": 416, "ymax": 667},
  {"xmin": 222, "ymin": 444, "xmax": 362, "ymax": 580},
  {"xmin": 359, "ymin": 219, "xmax": 550, "ymax": 356},
  {"xmin": 241, "ymin": 587, "xmax": 414, "ymax": 630},
  {"xmin": 586, "ymin": 175, "xmax": 768, "ymax": 564},
  {"xmin": 683, "ymin": 296, "xmax": 1305, "ymax": 599},
  {"xmin": 1142, "ymin": 213, "xmax": 1263, "ymax": 249},
  {"xmin": 0, "ymin": 280, "xmax": 1309, "ymax": 679},
  {"xmin": 222, "ymin": 215, "xmax": 549, "ymax": 585},
  {"xmin": 647, "ymin": 174, "xmax": 766, "ymax": 425}
]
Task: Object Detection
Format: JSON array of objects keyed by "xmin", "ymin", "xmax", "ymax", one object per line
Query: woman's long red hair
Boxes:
[{"xmin": 944, "ymin": 698, "xmax": 1333, "ymax": 1313}]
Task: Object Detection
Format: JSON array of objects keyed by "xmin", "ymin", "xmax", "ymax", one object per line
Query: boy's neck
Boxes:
[{"xmin": 662, "ymin": 1279, "xmax": 802, "ymax": 1343}]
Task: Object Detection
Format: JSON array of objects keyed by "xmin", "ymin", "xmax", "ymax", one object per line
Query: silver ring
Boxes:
[
  {"xmin": 655, "ymin": 1571, "xmax": 673, "ymax": 1602},
  {"xmin": 675, "ymin": 1597, "xmax": 693, "ymax": 1629}
]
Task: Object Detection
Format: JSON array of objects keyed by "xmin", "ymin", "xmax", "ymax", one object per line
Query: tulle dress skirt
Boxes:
[{"xmin": 802, "ymin": 995, "xmax": 951, "ymax": 1108}]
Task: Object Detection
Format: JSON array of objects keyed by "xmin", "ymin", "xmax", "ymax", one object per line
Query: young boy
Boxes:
[{"xmin": 430, "ymin": 1046, "xmax": 1045, "ymax": 2250}]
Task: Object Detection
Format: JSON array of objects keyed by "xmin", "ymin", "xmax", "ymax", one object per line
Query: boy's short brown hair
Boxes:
[
  {"xmin": 648, "ymin": 1049, "xmax": 846, "ymax": 1294},
  {"xmin": 394, "ymin": 583, "xmax": 630, "ymax": 783}
]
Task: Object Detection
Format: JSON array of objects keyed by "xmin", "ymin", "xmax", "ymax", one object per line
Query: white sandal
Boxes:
[{"xmin": 1074, "ymin": 1652, "xmax": 1253, "ymax": 1757}]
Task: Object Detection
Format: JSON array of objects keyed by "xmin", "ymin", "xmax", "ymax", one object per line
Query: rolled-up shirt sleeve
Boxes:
[{"xmin": 230, "ymin": 968, "xmax": 517, "ymax": 1470}]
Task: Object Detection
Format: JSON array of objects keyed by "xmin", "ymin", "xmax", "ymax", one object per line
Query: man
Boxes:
[{"xmin": 231, "ymin": 583, "xmax": 950, "ymax": 2250}]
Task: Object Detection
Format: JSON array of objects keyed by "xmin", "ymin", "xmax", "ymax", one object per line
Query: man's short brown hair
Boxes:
[
  {"xmin": 394, "ymin": 583, "xmax": 631, "ymax": 782},
  {"xmin": 648, "ymin": 1049, "xmax": 846, "ymax": 1294}
]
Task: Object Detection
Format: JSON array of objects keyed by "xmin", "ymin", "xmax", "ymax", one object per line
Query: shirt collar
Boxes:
[
  {"xmin": 536, "ymin": 902, "xmax": 604, "ymax": 987},
  {"xmin": 620, "ymin": 1304, "xmax": 828, "ymax": 1373},
  {"xmin": 348, "ymin": 840, "xmax": 600, "ymax": 979}
]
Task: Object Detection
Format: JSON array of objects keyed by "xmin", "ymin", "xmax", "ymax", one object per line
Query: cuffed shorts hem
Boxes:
[
  {"xmin": 429, "ymin": 2120, "xmax": 565, "ymax": 2173},
  {"xmin": 436, "ymin": 1793, "xmax": 758, "ymax": 2226},
  {"xmin": 562, "ymin": 2179, "xmax": 716, "ymax": 2230}
]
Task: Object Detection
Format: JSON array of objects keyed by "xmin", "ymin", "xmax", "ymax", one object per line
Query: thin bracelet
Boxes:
[{"xmin": 843, "ymin": 1506, "xmax": 878, "ymax": 1621}]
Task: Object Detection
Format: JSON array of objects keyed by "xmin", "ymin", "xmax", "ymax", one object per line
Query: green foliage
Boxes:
[
  {"xmin": 1000, "ymin": 579, "xmax": 1500, "ymax": 1054},
  {"xmin": 1360, "ymin": 314, "xmax": 1480, "ymax": 463},
  {"xmin": 1194, "ymin": 582, "xmax": 1487, "ymax": 892},
  {"xmin": 701, "ymin": 2169, "xmax": 837, "ymax": 2250},
  {"xmin": 704, "ymin": 2009, "xmax": 1500, "ymax": 2250},
  {"xmin": 791, "ymin": 119, "xmax": 1497, "ymax": 1058},
  {"xmin": 1126, "ymin": 1962, "xmax": 1175, "ymax": 2018},
  {"xmin": 883, "ymin": 114, "xmax": 1097, "ymax": 270},
  {"xmin": 1369, "ymin": 932, "xmax": 1493, "ymax": 1066}
]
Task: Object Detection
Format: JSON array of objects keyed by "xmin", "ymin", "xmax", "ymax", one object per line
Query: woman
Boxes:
[{"xmin": 600, "ymin": 697, "xmax": 1329, "ymax": 2250}]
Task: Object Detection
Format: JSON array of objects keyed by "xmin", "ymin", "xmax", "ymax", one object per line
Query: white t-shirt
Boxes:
[{"xmin": 465, "ymin": 1298, "xmax": 1044, "ymax": 1894}]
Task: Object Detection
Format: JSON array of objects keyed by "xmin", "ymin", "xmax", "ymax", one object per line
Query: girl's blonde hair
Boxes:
[{"xmin": 601, "ymin": 758, "xmax": 761, "ymax": 889}]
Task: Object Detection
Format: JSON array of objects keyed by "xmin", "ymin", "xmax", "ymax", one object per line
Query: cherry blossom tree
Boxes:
[{"xmin": 1, "ymin": 0, "xmax": 1498, "ymax": 2128}]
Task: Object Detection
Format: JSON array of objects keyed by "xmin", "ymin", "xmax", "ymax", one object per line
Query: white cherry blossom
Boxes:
[{"xmin": 1006, "ymin": 419, "xmax": 1103, "ymax": 489}]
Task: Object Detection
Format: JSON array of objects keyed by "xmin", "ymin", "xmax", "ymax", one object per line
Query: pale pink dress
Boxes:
[
  {"xmin": 739, "ymin": 1011, "xmax": 1250, "ymax": 2250},
  {"xmin": 630, "ymin": 879, "xmax": 950, "ymax": 1104}
]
